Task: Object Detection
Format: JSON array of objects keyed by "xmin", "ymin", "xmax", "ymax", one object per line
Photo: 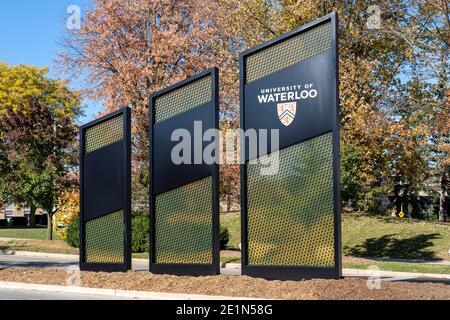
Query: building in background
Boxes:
[{"xmin": 0, "ymin": 204, "xmax": 47, "ymax": 226}]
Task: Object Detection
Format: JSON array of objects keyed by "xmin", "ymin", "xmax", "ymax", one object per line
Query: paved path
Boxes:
[
  {"xmin": 0, "ymin": 254, "xmax": 148, "ymax": 271},
  {"xmin": 359, "ymin": 256, "xmax": 450, "ymax": 266},
  {"xmin": 0, "ymin": 287, "xmax": 137, "ymax": 300},
  {"xmin": 0, "ymin": 237, "xmax": 34, "ymax": 242}
]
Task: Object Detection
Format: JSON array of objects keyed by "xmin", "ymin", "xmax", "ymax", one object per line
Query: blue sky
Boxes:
[{"xmin": 0, "ymin": 0, "xmax": 104, "ymax": 123}]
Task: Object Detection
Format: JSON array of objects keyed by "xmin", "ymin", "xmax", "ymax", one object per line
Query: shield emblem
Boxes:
[{"xmin": 277, "ymin": 102, "xmax": 296, "ymax": 126}]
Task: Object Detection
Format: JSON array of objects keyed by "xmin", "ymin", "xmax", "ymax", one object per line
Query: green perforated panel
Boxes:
[
  {"xmin": 85, "ymin": 210, "xmax": 124, "ymax": 263},
  {"xmin": 155, "ymin": 177, "xmax": 212, "ymax": 264},
  {"xmin": 245, "ymin": 22, "xmax": 331, "ymax": 83},
  {"xmin": 85, "ymin": 115, "xmax": 124, "ymax": 153},
  {"xmin": 246, "ymin": 132, "xmax": 335, "ymax": 266},
  {"xmin": 155, "ymin": 75, "xmax": 212, "ymax": 123}
]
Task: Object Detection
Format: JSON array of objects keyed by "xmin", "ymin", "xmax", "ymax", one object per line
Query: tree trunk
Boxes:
[
  {"xmin": 391, "ymin": 183, "xmax": 401, "ymax": 217},
  {"xmin": 47, "ymin": 212, "xmax": 53, "ymax": 240},
  {"xmin": 404, "ymin": 185, "xmax": 411, "ymax": 219},
  {"xmin": 29, "ymin": 205, "xmax": 36, "ymax": 228},
  {"xmin": 439, "ymin": 171, "xmax": 448, "ymax": 222}
]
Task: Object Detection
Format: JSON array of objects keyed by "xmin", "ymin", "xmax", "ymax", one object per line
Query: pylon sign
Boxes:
[
  {"xmin": 149, "ymin": 68, "xmax": 220, "ymax": 276},
  {"xmin": 79, "ymin": 108, "xmax": 131, "ymax": 272},
  {"xmin": 240, "ymin": 13, "xmax": 342, "ymax": 280}
]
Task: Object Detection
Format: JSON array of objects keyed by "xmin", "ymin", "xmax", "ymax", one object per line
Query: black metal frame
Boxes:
[
  {"xmin": 149, "ymin": 68, "xmax": 220, "ymax": 276},
  {"xmin": 79, "ymin": 107, "xmax": 132, "ymax": 272},
  {"xmin": 239, "ymin": 12, "xmax": 341, "ymax": 280}
]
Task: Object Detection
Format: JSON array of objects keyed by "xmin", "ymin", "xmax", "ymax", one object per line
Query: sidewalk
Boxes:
[
  {"xmin": 354, "ymin": 256, "xmax": 450, "ymax": 266},
  {"xmin": 0, "ymin": 281, "xmax": 259, "ymax": 300},
  {"xmin": 342, "ymin": 268, "xmax": 450, "ymax": 280},
  {"xmin": 0, "ymin": 237, "xmax": 33, "ymax": 242}
]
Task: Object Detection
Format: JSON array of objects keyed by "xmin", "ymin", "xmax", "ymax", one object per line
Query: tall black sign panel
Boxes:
[
  {"xmin": 79, "ymin": 108, "xmax": 131, "ymax": 272},
  {"xmin": 149, "ymin": 68, "xmax": 220, "ymax": 276},
  {"xmin": 240, "ymin": 13, "xmax": 341, "ymax": 280}
]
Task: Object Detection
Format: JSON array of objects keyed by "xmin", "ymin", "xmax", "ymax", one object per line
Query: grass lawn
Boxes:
[
  {"xmin": 221, "ymin": 211, "xmax": 240, "ymax": 249},
  {"xmin": 342, "ymin": 213, "xmax": 450, "ymax": 260},
  {"xmin": 0, "ymin": 227, "xmax": 61, "ymax": 240},
  {"xmin": 220, "ymin": 212, "xmax": 450, "ymax": 261}
]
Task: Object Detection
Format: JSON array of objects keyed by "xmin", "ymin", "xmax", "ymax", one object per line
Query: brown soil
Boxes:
[{"xmin": 0, "ymin": 268, "xmax": 448, "ymax": 300}]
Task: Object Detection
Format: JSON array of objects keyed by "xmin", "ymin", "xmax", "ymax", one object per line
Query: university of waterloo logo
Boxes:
[
  {"xmin": 257, "ymin": 83, "xmax": 318, "ymax": 128},
  {"xmin": 277, "ymin": 102, "xmax": 296, "ymax": 126}
]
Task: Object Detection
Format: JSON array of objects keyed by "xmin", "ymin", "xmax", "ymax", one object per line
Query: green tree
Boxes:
[
  {"xmin": 0, "ymin": 101, "xmax": 79, "ymax": 239},
  {"xmin": 0, "ymin": 63, "xmax": 80, "ymax": 228}
]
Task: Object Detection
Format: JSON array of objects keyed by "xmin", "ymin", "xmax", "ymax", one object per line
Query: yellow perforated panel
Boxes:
[
  {"xmin": 247, "ymin": 133, "xmax": 335, "ymax": 266},
  {"xmin": 85, "ymin": 210, "xmax": 124, "ymax": 263},
  {"xmin": 155, "ymin": 75, "xmax": 212, "ymax": 123},
  {"xmin": 85, "ymin": 115, "xmax": 123, "ymax": 154},
  {"xmin": 155, "ymin": 177, "xmax": 212, "ymax": 264},
  {"xmin": 246, "ymin": 22, "xmax": 331, "ymax": 83}
]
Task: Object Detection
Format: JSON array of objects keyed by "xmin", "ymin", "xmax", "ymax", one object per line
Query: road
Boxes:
[
  {"xmin": 0, "ymin": 253, "xmax": 241, "ymax": 275},
  {"xmin": 0, "ymin": 254, "xmax": 149, "ymax": 271},
  {"xmin": 0, "ymin": 287, "xmax": 138, "ymax": 300}
]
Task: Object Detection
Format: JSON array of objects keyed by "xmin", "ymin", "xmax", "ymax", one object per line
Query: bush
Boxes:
[
  {"xmin": 131, "ymin": 212, "xmax": 149, "ymax": 253},
  {"xmin": 65, "ymin": 213, "xmax": 149, "ymax": 253},
  {"xmin": 220, "ymin": 225, "xmax": 230, "ymax": 250},
  {"xmin": 65, "ymin": 215, "xmax": 79, "ymax": 248},
  {"xmin": 65, "ymin": 212, "xmax": 227, "ymax": 253}
]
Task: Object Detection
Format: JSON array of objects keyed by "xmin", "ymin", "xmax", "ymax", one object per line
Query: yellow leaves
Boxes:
[
  {"xmin": 0, "ymin": 63, "xmax": 80, "ymax": 118},
  {"xmin": 55, "ymin": 189, "xmax": 79, "ymax": 239}
]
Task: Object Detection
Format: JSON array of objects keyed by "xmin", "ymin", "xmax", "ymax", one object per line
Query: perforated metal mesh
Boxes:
[
  {"xmin": 85, "ymin": 115, "xmax": 124, "ymax": 154},
  {"xmin": 155, "ymin": 75, "xmax": 212, "ymax": 123},
  {"xmin": 85, "ymin": 210, "xmax": 124, "ymax": 263},
  {"xmin": 246, "ymin": 132, "xmax": 335, "ymax": 266},
  {"xmin": 245, "ymin": 22, "xmax": 331, "ymax": 83},
  {"xmin": 155, "ymin": 177, "xmax": 212, "ymax": 264}
]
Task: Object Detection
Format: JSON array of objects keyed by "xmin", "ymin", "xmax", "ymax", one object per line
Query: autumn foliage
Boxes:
[{"xmin": 58, "ymin": 0, "xmax": 449, "ymax": 219}]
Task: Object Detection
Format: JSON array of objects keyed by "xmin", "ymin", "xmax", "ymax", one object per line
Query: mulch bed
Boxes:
[{"xmin": 0, "ymin": 268, "xmax": 448, "ymax": 300}]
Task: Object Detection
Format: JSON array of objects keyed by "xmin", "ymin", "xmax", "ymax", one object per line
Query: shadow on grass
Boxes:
[{"xmin": 344, "ymin": 233, "xmax": 441, "ymax": 260}]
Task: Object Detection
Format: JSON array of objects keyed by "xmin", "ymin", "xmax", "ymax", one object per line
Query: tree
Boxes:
[
  {"xmin": 435, "ymin": 93, "xmax": 450, "ymax": 221},
  {"xmin": 55, "ymin": 188, "xmax": 80, "ymax": 239},
  {"xmin": 410, "ymin": 0, "xmax": 449, "ymax": 220},
  {"xmin": 0, "ymin": 63, "xmax": 80, "ymax": 116},
  {"xmin": 58, "ymin": 0, "xmax": 449, "ymax": 217},
  {"xmin": 212, "ymin": 0, "xmax": 448, "ymax": 215},
  {"xmin": 0, "ymin": 63, "xmax": 80, "ymax": 226},
  {"xmin": 58, "ymin": 0, "xmax": 231, "ymax": 208},
  {"xmin": 0, "ymin": 99, "xmax": 79, "ymax": 240},
  {"xmin": 219, "ymin": 120, "xmax": 240, "ymax": 212}
]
